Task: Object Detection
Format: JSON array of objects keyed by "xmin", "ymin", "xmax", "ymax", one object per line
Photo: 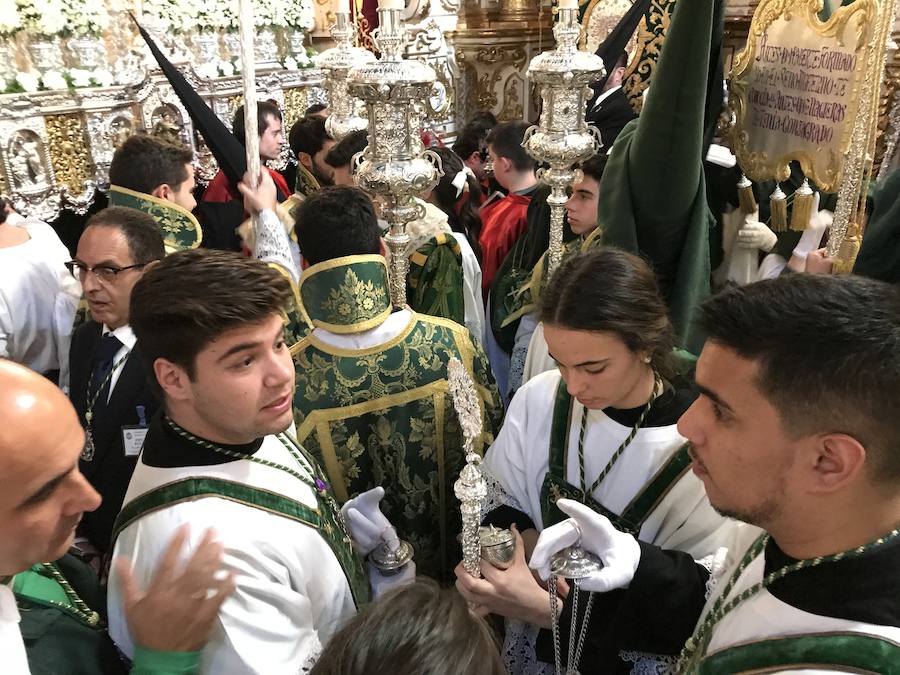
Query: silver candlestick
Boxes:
[
  {"xmin": 549, "ymin": 543, "xmax": 604, "ymax": 675},
  {"xmin": 449, "ymin": 357, "xmax": 487, "ymax": 578},
  {"xmin": 524, "ymin": 5, "xmax": 605, "ymax": 273},
  {"xmin": 348, "ymin": 2, "xmax": 443, "ymax": 308},
  {"xmin": 315, "ymin": 10, "xmax": 375, "ymax": 142}
]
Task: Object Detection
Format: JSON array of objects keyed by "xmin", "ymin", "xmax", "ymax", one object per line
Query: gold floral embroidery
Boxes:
[
  {"xmin": 321, "ymin": 268, "xmax": 388, "ymax": 325},
  {"xmin": 292, "ymin": 315, "xmax": 504, "ymax": 581}
]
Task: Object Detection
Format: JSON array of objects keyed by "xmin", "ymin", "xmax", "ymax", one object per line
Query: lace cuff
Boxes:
[
  {"xmin": 254, "ymin": 209, "xmax": 300, "ymax": 284},
  {"xmin": 481, "ymin": 471, "xmax": 525, "ymax": 521}
]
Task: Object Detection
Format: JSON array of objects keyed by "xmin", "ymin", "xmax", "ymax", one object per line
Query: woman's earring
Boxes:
[{"xmin": 643, "ymin": 356, "xmax": 651, "ymax": 363}]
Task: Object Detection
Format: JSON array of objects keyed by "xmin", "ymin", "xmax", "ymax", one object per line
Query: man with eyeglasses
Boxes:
[{"xmin": 66, "ymin": 206, "xmax": 165, "ymax": 567}]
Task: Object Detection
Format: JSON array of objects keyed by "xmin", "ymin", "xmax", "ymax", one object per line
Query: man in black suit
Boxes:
[
  {"xmin": 586, "ymin": 51, "xmax": 638, "ymax": 152},
  {"xmin": 67, "ymin": 207, "xmax": 164, "ymax": 563}
]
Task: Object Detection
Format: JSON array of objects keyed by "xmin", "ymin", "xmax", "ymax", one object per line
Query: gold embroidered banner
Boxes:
[{"xmin": 730, "ymin": 0, "xmax": 878, "ymax": 192}]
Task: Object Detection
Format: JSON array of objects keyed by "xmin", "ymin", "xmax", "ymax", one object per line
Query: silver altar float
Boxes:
[
  {"xmin": 523, "ymin": 0, "xmax": 605, "ymax": 273},
  {"xmin": 315, "ymin": 10, "xmax": 375, "ymax": 142},
  {"xmin": 348, "ymin": 0, "xmax": 443, "ymax": 308}
]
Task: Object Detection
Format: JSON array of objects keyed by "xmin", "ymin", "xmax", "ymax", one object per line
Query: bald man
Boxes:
[{"xmin": 0, "ymin": 359, "xmax": 233, "ymax": 674}]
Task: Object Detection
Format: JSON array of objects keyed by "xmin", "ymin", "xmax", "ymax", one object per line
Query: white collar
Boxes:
[
  {"xmin": 102, "ymin": 324, "xmax": 137, "ymax": 351},
  {"xmin": 592, "ymin": 85, "xmax": 623, "ymax": 110}
]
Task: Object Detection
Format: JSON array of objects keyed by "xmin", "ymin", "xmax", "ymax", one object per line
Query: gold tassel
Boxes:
[
  {"xmin": 832, "ymin": 223, "xmax": 861, "ymax": 275},
  {"xmin": 790, "ymin": 179, "xmax": 814, "ymax": 231},
  {"xmin": 769, "ymin": 184, "xmax": 788, "ymax": 232},
  {"xmin": 737, "ymin": 174, "xmax": 757, "ymax": 214}
]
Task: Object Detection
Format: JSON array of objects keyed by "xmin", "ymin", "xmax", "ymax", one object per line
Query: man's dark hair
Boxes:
[
  {"xmin": 324, "ymin": 129, "xmax": 368, "ymax": 169},
  {"xmin": 467, "ymin": 110, "xmax": 497, "ymax": 132},
  {"xmin": 294, "ymin": 186, "xmax": 381, "ymax": 265},
  {"xmin": 232, "ymin": 100, "xmax": 283, "ymax": 144},
  {"xmin": 130, "ymin": 249, "xmax": 292, "ymax": 393},
  {"xmin": 452, "ymin": 123, "xmax": 489, "ymax": 161},
  {"xmin": 109, "ymin": 134, "xmax": 194, "ymax": 195},
  {"xmin": 288, "ymin": 115, "xmax": 331, "ymax": 158},
  {"xmin": 83, "ymin": 207, "xmax": 166, "ymax": 265},
  {"xmin": 305, "ymin": 103, "xmax": 328, "ymax": 116},
  {"xmin": 541, "ymin": 247, "xmax": 675, "ymax": 383},
  {"xmin": 485, "ymin": 121, "xmax": 537, "ymax": 172},
  {"xmin": 697, "ymin": 274, "xmax": 900, "ymax": 482},
  {"xmin": 579, "ymin": 153, "xmax": 608, "ymax": 185},
  {"xmin": 310, "ymin": 579, "xmax": 505, "ymax": 675}
]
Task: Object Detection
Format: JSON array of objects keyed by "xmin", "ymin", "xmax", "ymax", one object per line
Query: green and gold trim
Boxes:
[
  {"xmin": 109, "ymin": 185, "xmax": 201, "ymax": 253},
  {"xmin": 298, "ymin": 255, "xmax": 393, "ymax": 334},
  {"xmin": 698, "ymin": 632, "xmax": 900, "ymax": 674},
  {"xmin": 111, "ymin": 476, "xmax": 370, "ymax": 607}
]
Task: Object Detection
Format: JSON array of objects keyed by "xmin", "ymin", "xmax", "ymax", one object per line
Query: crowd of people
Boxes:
[{"xmin": 2, "ymin": 0, "xmax": 899, "ymax": 672}]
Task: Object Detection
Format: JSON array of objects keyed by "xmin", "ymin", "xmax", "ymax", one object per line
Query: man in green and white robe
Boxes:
[{"xmin": 242, "ymin": 177, "xmax": 503, "ymax": 583}]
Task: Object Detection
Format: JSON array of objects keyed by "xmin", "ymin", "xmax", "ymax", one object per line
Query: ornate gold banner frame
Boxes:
[{"xmin": 729, "ymin": 0, "xmax": 877, "ymax": 192}]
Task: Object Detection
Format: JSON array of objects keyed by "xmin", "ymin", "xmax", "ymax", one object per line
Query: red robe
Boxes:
[
  {"xmin": 479, "ymin": 193, "xmax": 532, "ymax": 297},
  {"xmin": 202, "ymin": 168, "xmax": 290, "ymax": 204}
]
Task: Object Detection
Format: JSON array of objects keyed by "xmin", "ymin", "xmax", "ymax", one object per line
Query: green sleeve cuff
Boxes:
[{"xmin": 130, "ymin": 645, "xmax": 202, "ymax": 675}]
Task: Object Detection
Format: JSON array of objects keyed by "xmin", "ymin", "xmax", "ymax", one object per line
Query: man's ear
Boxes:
[
  {"xmin": 153, "ymin": 357, "xmax": 192, "ymax": 402},
  {"xmin": 805, "ymin": 432, "xmax": 867, "ymax": 494},
  {"xmin": 298, "ymin": 152, "xmax": 313, "ymax": 171},
  {"xmin": 465, "ymin": 151, "xmax": 481, "ymax": 166},
  {"xmin": 151, "ymin": 184, "xmax": 172, "ymax": 202},
  {"xmin": 612, "ymin": 65, "xmax": 627, "ymax": 87}
]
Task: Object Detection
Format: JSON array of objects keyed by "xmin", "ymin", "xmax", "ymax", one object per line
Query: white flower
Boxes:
[
  {"xmin": 195, "ymin": 61, "xmax": 218, "ymax": 80},
  {"xmin": 68, "ymin": 67, "xmax": 92, "ymax": 88},
  {"xmin": 283, "ymin": 56, "xmax": 297, "ymax": 71},
  {"xmin": 296, "ymin": 51, "xmax": 310, "ymax": 67},
  {"xmin": 218, "ymin": 60, "xmax": 235, "ymax": 77},
  {"xmin": 284, "ymin": 0, "xmax": 315, "ymax": 29},
  {"xmin": 41, "ymin": 69, "xmax": 68, "ymax": 90},
  {"xmin": 0, "ymin": 0, "xmax": 21, "ymax": 34},
  {"xmin": 16, "ymin": 71, "xmax": 40, "ymax": 91},
  {"xmin": 93, "ymin": 68, "xmax": 114, "ymax": 87}
]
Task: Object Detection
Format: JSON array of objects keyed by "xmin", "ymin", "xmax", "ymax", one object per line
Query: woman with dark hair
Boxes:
[
  {"xmin": 420, "ymin": 146, "xmax": 487, "ymax": 341},
  {"xmin": 311, "ymin": 579, "xmax": 507, "ymax": 675},
  {"xmin": 455, "ymin": 248, "xmax": 733, "ymax": 674},
  {"xmin": 428, "ymin": 146, "xmax": 485, "ymax": 261}
]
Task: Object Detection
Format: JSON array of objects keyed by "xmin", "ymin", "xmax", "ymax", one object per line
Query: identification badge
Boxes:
[{"xmin": 122, "ymin": 426, "xmax": 148, "ymax": 457}]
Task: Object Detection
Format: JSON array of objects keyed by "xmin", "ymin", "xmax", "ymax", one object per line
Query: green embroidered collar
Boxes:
[
  {"xmin": 108, "ymin": 185, "xmax": 201, "ymax": 253},
  {"xmin": 298, "ymin": 255, "xmax": 392, "ymax": 333}
]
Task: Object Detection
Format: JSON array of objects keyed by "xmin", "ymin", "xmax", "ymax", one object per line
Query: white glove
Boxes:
[
  {"xmin": 529, "ymin": 499, "xmax": 641, "ymax": 593},
  {"xmin": 792, "ymin": 196, "xmax": 830, "ymax": 260},
  {"xmin": 736, "ymin": 215, "xmax": 778, "ymax": 252},
  {"xmin": 340, "ymin": 486, "xmax": 400, "ymax": 556}
]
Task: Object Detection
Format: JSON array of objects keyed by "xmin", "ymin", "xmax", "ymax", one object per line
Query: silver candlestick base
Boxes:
[
  {"xmin": 548, "ymin": 544, "xmax": 603, "ymax": 675},
  {"xmin": 369, "ymin": 539, "xmax": 414, "ymax": 575}
]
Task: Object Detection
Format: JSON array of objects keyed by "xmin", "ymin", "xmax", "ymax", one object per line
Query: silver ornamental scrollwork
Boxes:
[
  {"xmin": 348, "ymin": 5, "xmax": 443, "ymax": 307},
  {"xmin": 315, "ymin": 10, "xmax": 376, "ymax": 142},
  {"xmin": 524, "ymin": 7, "xmax": 605, "ymax": 273}
]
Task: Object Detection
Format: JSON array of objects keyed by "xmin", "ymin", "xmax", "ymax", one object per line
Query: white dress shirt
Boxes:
[
  {"xmin": 0, "ymin": 582, "xmax": 30, "ymax": 674},
  {"xmin": 100, "ymin": 324, "xmax": 137, "ymax": 402},
  {"xmin": 0, "ymin": 215, "xmax": 80, "ymax": 384}
]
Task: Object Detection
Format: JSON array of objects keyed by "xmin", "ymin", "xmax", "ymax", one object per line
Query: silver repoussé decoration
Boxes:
[
  {"xmin": 449, "ymin": 357, "xmax": 487, "ymax": 578},
  {"xmin": 348, "ymin": 3, "xmax": 443, "ymax": 307},
  {"xmin": 315, "ymin": 10, "xmax": 375, "ymax": 141},
  {"xmin": 524, "ymin": 5, "xmax": 605, "ymax": 273},
  {"xmin": 548, "ymin": 538, "xmax": 604, "ymax": 674}
]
